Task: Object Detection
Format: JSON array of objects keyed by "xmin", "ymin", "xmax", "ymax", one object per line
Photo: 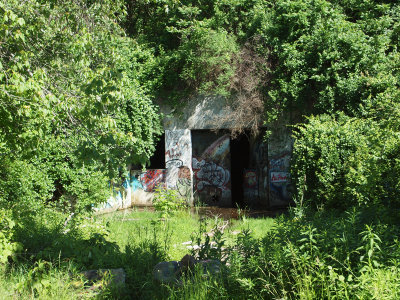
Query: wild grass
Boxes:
[{"xmin": 1, "ymin": 205, "xmax": 400, "ymax": 299}]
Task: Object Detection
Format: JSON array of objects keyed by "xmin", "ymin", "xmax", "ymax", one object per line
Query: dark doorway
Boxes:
[
  {"xmin": 148, "ymin": 133, "xmax": 165, "ymax": 169},
  {"xmin": 230, "ymin": 133, "xmax": 250, "ymax": 208}
]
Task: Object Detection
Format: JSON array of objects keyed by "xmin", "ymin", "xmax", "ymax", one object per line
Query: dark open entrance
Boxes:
[
  {"xmin": 147, "ymin": 133, "xmax": 165, "ymax": 169},
  {"xmin": 230, "ymin": 133, "xmax": 250, "ymax": 208}
]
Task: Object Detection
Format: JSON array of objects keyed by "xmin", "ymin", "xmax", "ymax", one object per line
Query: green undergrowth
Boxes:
[{"xmin": 1, "ymin": 206, "xmax": 400, "ymax": 299}]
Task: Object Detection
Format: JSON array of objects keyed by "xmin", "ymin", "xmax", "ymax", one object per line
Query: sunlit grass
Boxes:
[{"xmin": 3, "ymin": 207, "xmax": 400, "ymax": 299}]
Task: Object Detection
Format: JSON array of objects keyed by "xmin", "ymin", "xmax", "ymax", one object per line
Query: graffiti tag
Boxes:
[
  {"xmin": 192, "ymin": 157, "xmax": 230, "ymax": 192},
  {"xmin": 271, "ymin": 172, "xmax": 289, "ymax": 183},
  {"xmin": 244, "ymin": 170, "xmax": 257, "ymax": 188},
  {"xmin": 139, "ymin": 169, "xmax": 166, "ymax": 192},
  {"xmin": 166, "ymin": 159, "xmax": 183, "ymax": 169}
]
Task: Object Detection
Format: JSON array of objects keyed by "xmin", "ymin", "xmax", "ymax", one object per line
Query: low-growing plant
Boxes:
[
  {"xmin": 152, "ymin": 186, "xmax": 186, "ymax": 217},
  {"xmin": 16, "ymin": 260, "xmax": 53, "ymax": 296},
  {"xmin": 190, "ymin": 217, "xmax": 228, "ymax": 262},
  {"xmin": 0, "ymin": 209, "xmax": 22, "ymax": 264}
]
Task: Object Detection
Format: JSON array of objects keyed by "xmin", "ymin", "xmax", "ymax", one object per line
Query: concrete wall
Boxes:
[
  {"xmin": 163, "ymin": 96, "xmax": 236, "ymax": 130},
  {"xmin": 267, "ymin": 118, "xmax": 294, "ymax": 207},
  {"xmin": 97, "ymin": 169, "xmax": 167, "ymax": 212}
]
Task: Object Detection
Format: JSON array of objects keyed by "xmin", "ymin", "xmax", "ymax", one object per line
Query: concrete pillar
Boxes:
[{"xmin": 165, "ymin": 129, "xmax": 193, "ymax": 205}]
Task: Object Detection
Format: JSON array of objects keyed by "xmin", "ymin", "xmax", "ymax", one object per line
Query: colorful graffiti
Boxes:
[
  {"xmin": 201, "ymin": 134, "xmax": 230, "ymax": 161},
  {"xmin": 101, "ymin": 175, "xmax": 131, "ymax": 210},
  {"xmin": 243, "ymin": 169, "xmax": 258, "ymax": 205},
  {"xmin": 139, "ymin": 169, "xmax": 166, "ymax": 192},
  {"xmin": 191, "ymin": 133, "xmax": 231, "ymax": 205},
  {"xmin": 131, "ymin": 176, "xmax": 143, "ymax": 192},
  {"xmin": 192, "ymin": 158, "xmax": 230, "ymax": 192},
  {"xmin": 269, "ymin": 154, "xmax": 290, "ymax": 172},
  {"xmin": 271, "ymin": 172, "xmax": 289, "ymax": 183},
  {"xmin": 98, "ymin": 168, "xmax": 168, "ymax": 211},
  {"xmin": 178, "ymin": 166, "xmax": 191, "ymax": 180}
]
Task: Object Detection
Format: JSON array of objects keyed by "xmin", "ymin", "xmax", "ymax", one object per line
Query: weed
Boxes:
[{"xmin": 152, "ymin": 186, "xmax": 187, "ymax": 218}]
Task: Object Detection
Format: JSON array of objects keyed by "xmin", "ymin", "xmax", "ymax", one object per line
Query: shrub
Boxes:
[
  {"xmin": 291, "ymin": 113, "xmax": 399, "ymax": 209},
  {"xmin": 152, "ymin": 186, "xmax": 186, "ymax": 217}
]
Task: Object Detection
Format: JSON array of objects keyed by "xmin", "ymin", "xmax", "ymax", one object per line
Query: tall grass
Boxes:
[{"xmin": 1, "ymin": 206, "xmax": 400, "ymax": 299}]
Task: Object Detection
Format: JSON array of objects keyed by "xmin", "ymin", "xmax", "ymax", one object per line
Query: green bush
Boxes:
[
  {"xmin": 152, "ymin": 186, "xmax": 186, "ymax": 217},
  {"xmin": 291, "ymin": 113, "xmax": 399, "ymax": 209},
  {"xmin": 0, "ymin": 158, "xmax": 53, "ymax": 213},
  {"xmin": 0, "ymin": 0, "xmax": 162, "ymax": 219},
  {"xmin": 179, "ymin": 26, "xmax": 239, "ymax": 96}
]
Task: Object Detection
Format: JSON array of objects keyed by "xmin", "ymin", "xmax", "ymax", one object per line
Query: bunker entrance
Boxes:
[
  {"xmin": 147, "ymin": 133, "xmax": 165, "ymax": 169},
  {"xmin": 230, "ymin": 133, "xmax": 251, "ymax": 208},
  {"xmin": 191, "ymin": 130, "xmax": 254, "ymax": 208}
]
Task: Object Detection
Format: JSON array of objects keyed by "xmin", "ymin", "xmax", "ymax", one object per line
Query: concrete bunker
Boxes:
[{"xmin": 99, "ymin": 96, "xmax": 294, "ymax": 211}]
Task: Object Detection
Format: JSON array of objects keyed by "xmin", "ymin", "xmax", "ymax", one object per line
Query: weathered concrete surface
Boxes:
[
  {"xmin": 98, "ymin": 96, "xmax": 295, "ymax": 212},
  {"xmin": 268, "ymin": 117, "xmax": 294, "ymax": 207},
  {"xmin": 165, "ymin": 129, "xmax": 194, "ymax": 205},
  {"xmin": 162, "ymin": 96, "xmax": 236, "ymax": 130},
  {"xmin": 98, "ymin": 170, "xmax": 165, "ymax": 212}
]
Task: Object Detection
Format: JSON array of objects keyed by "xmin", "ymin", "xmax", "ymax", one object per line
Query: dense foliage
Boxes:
[
  {"xmin": 121, "ymin": 0, "xmax": 400, "ymax": 208},
  {"xmin": 123, "ymin": 0, "xmax": 400, "ymax": 121},
  {"xmin": 0, "ymin": 0, "xmax": 162, "ymax": 216},
  {"xmin": 292, "ymin": 114, "xmax": 400, "ymax": 209}
]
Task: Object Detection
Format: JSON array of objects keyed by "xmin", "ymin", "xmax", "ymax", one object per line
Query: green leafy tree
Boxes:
[{"xmin": 0, "ymin": 0, "xmax": 161, "ymax": 215}]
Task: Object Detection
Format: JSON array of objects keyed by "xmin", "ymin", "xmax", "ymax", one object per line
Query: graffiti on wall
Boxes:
[
  {"xmin": 139, "ymin": 169, "xmax": 166, "ymax": 192},
  {"xmin": 99, "ymin": 169, "xmax": 168, "ymax": 211},
  {"xmin": 270, "ymin": 154, "xmax": 290, "ymax": 172},
  {"xmin": 201, "ymin": 134, "xmax": 230, "ymax": 161},
  {"xmin": 102, "ymin": 172, "xmax": 135, "ymax": 210},
  {"xmin": 131, "ymin": 175, "xmax": 143, "ymax": 192},
  {"xmin": 243, "ymin": 169, "xmax": 258, "ymax": 202},
  {"xmin": 244, "ymin": 169, "xmax": 257, "ymax": 188},
  {"xmin": 166, "ymin": 159, "xmax": 183, "ymax": 169},
  {"xmin": 192, "ymin": 158, "xmax": 230, "ymax": 193},
  {"xmin": 165, "ymin": 130, "xmax": 190, "ymax": 162},
  {"xmin": 271, "ymin": 172, "xmax": 289, "ymax": 183},
  {"xmin": 176, "ymin": 166, "xmax": 192, "ymax": 199},
  {"xmin": 191, "ymin": 134, "xmax": 231, "ymax": 205},
  {"xmin": 269, "ymin": 153, "xmax": 292, "ymax": 206},
  {"xmin": 165, "ymin": 129, "xmax": 193, "ymax": 204}
]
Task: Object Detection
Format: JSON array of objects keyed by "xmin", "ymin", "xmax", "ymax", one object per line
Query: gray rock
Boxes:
[
  {"xmin": 152, "ymin": 261, "xmax": 181, "ymax": 284},
  {"xmin": 197, "ymin": 259, "xmax": 221, "ymax": 276},
  {"xmin": 81, "ymin": 268, "xmax": 126, "ymax": 287},
  {"xmin": 153, "ymin": 255, "xmax": 221, "ymax": 284}
]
